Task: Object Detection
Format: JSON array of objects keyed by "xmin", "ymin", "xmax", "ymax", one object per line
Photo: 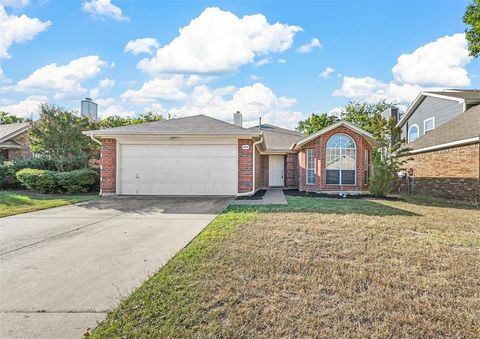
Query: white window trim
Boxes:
[
  {"xmin": 306, "ymin": 149, "xmax": 315, "ymax": 185},
  {"xmin": 325, "ymin": 133, "xmax": 357, "ymax": 186},
  {"xmin": 423, "ymin": 117, "xmax": 435, "ymax": 134},
  {"xmin": 408, "ymin": 124, "xmax": 419, "ymax": 143},
  {"xmin": 364, "ymin": 149, "xmax": 369, "ymax": 185}
]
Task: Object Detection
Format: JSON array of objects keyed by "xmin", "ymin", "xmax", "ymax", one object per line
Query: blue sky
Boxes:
[{"xmin": 0, "ymin": 0, "xmax": 478, "ymax": 128}]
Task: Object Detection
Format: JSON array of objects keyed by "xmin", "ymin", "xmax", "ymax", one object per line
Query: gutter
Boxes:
[
  {"xmin": 89, "ymin": 134, "xmax": 102, "ymax": 145},
  {"xmin": 237, "ymin": 134, "xmax": 264, "ymax": 197}
]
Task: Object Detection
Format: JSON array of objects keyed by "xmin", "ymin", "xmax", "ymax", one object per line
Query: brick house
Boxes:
[
  {"xmin": 396, "ymin": 89, "xmax": 480, "ymax": 202},
  {"xmin": 84, "ymin": 113, "xmax": 376, "ymax": 196},
  {"xmin": 0, "ymin": 123, "xmax": 32, "ymax": 161}
]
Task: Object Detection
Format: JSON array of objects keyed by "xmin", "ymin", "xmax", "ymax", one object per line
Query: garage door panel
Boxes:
[{"xmin": 120, "ymin": 144, "xmax": 237, "ymax": 195}]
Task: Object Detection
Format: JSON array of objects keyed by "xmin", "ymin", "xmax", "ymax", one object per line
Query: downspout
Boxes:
[
  {"xmin": 237, "ymin": 134, "xmax": 264, "ymax": 196},
  {"xmin": 90, "ymin": 134, "xmax": 102, "ymax": 145}
]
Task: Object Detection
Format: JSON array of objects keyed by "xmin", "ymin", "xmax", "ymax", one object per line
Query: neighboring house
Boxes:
[
  {"xmin": 0, "ymin": 123, "xmax": 32, "ymax": 161},
  {"xmin": 83, "ymin": 113, "xmax": 376, "ymax": 196},
  {"xmin": 396, "ymin": 89, "xmax": 480, "ymax": 202}
]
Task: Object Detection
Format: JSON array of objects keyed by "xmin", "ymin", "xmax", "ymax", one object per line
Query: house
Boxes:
[
  {"xmin": 396, "ymin": 89, "xmax": 480, "ymax": 202},
  {"xmin": 0, "ymin": 122, "xmax": 32, "ymax": 161},
  {"xmin": 83, "ymin": 113, "xmax": 376, "ymax": 196}
]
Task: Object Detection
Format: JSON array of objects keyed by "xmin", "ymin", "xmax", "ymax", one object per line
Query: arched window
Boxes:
[
  {"xmin": 408, "ymin": 124, "xmax": 419, "ymax": 142},
  {"xmin": 326, "ymin": 134, "xmax": 356, "ymax": 185}
]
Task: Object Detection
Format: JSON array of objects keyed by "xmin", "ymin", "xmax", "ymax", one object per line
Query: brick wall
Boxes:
[
  {"xmin": 238, "ymin": 139, "xmax": 253, "ymax": 193},
  {"xmin": 100, "ymin": 139, "xmax": 116, "ymax": 194},
  {"xmin": 286, "ymin": 153, "xmax": 298, "ymax": 188},
  {"xmin": 298, "ymin": 126, "xmax": 372, "ymax": 192},
  {"xmin": 5, "ymin": 132, "xmax": 32, "ymax": 160},
  {"xmin": 400, "ymin": 143, "xmax": 480, "ymax": 202}
]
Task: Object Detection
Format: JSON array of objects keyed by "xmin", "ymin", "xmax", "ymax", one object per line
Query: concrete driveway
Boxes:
[{"xmin": 0, "ymin": 196, "xmax": 232, "ymax": 338}]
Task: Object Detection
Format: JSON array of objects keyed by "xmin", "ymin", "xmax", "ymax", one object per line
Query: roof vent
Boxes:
[{"xmin": 233, "ymin": 111, "xmax": 242, "ymax": 127}]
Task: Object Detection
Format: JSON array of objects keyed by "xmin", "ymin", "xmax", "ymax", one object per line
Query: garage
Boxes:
[{"xmin": 119, "ymin": 143, "xmax": 238, "ymax": 195}]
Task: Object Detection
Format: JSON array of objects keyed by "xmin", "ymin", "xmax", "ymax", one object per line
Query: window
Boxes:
[
  {"xmin": 364, "ymin": 149, "xmax": 369, "ymax": 185},
  {"xmin": 408, "ymin": 124, "xmax": 419, "ymax": 142},
  {"xmin": 326, "ymin": 134, "xmax": 356, "ymax": 185},
  {"xmin": 306, "ymin": 149, "xmax": 315, "ymax": 185},
  {"xmin": 424, "ymin": 117, "xmax": 435, "ymax": 134}
]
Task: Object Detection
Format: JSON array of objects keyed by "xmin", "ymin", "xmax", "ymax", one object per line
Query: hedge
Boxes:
[
  {"xmin": 16, "ymin": 168, "xmax": 99, "ymax": 194},
  {"xmin": 0, "ymin": 156, "xmax": 86, "ymax": 189}
]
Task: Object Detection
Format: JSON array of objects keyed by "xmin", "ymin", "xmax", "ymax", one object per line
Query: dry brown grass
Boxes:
[{"xmin": 92, "ymin": 196, "xmax": 480, "ymax": 338}]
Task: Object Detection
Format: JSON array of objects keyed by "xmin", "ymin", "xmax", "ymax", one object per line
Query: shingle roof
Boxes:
[
  {"xmin": 408, "ymin": 104, "xmax": 480, "ymax": 151},
  {"xmin": 0, "ymin": 123, "xmax": 30, "ymax": 142},
  {"xmin": 84, "ymin": 114, "xmax": 258, "ymax": 136},
  {"xmin": 425, "ymin": 89, "xmax": 480, "ymax": 101},
  {"xmin": 248, "ymin": 124, "xmax": 305, "ymax": 152}
]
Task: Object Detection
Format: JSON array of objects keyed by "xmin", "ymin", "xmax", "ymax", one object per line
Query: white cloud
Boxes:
[
  {"xmin": 277, "ymin": 58, "xmax": 287, "ymax": 64},
  {"xmin": 138, "ymin": 7, "xmax": 301, "ymax": 74},
  {"xmin": 0, "ymin": 66, "xmax": 3, "ymax": 79},
  {"xmin": 333, "ymin": 76, "xmax": 428, "ymax": 104},
  {"xmin": 255, "ymin": 58, "xmax": 272, "ymax": 67},
  {"xmin": 89, "ymin": 78, "xmax": 115, "ymax": 98},
  {"xmin": 82, "ymin": 0, "xmax": 128, "ymax": 21},
  {"xmin": 96, "ymin": 97, "xmax": 133, "ymax": 118},
  {"xmin": 120, "ymin": 75, "xmax": 203, "ymax": 104},
  {"xmin": 0, "ymin": 6, "xmax": 51, "ymax": 59},
  {"xmin": 328, "ymin": 106, "xmax": 342, "ymax": 117},
  {"xmin": 296, "ymin": 38, "xmax": 321, "ymax": 53},
  {"xmin": 15, "ymin": 55, "xmax": 106, "ymax": 99},
  {"xmin": 392, "ymin": 33, "xmax": 471, "ymax": 87},
  {"xmin": 333, "ymin": 33, "xmax": 473, "ymax": 105},
  {"xmin": 124, "ymin": 38, "xmax": 159, "ymax": 55},
  {"xmin": 0, "ymin": 95, "xmax": 46, "ymax": 117},
  {"xmin": 319, "ymin": 67, "xmax": 335, "ymax": 79},
  {"xmin": 249, "ymin": 74, "xmax": 262, "ymax": 81},
  {"xmin": 168, "ymin": 82, "xmax": 302, "ymax": 128},
  {"xmin": 0, "ymin": 0, "xmax": 29, "ymax": 8}
]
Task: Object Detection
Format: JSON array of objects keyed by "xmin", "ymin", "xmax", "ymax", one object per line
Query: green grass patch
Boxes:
[{"xmin": 0, "ymin": 190, "xmax": 98, "ymax": 217}]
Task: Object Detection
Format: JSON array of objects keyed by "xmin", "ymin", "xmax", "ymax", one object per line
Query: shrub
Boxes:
[
  {"xmin": 369, "ymin": 151, "xmax": 397, "ymax": 197},
  {"xmin": 0, "ymin": 156, "xmax": 87, "ymax": 190},
  {"xmin": 16, "ymin": 168, "xmax": 99, "ymax": 194},
  {"xmin": 16, "ymin": 168, "xmax": 58, "ymax": 193}
]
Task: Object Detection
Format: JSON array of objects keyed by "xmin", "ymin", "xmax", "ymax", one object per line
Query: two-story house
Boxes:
[{"xmin": 396, "ymin": 89, "xmax": 480, "ymax": 202}]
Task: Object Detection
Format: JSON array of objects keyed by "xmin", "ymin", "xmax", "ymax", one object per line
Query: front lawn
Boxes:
[
  {"xmin": 0, "ymin": 190, "xmax": 98, "ymax": 217},
  {"xmin": 91, "ymin": 196, "xmax": 480, "ymax": 338}
]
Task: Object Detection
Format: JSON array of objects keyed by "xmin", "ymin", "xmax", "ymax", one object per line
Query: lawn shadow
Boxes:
[
  {"xmin": 0, "ymin": 192, "xmax": 35, "ymax": 206},
  {"xmin": 400, "ymin": 194, "xmax": 479, "ymax": 211},
  {"xmin": 227, "ymin": 196, "xmax": 419, "ymax": 217}
]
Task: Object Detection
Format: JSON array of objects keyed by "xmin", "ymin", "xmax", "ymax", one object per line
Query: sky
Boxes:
[{"xmin": 0, "ymin": 0, "xmax": 478, "ymax": 128}]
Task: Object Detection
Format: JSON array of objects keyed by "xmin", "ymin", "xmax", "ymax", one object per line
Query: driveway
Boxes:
[{"xmin": 0, "ymin": 196, "xmax": 232, "ymax": 339}]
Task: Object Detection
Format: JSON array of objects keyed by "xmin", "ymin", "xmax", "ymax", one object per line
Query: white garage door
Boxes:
[{"xmin": 120, "ymin": 144, "xmax": 237, "ymax": 195}]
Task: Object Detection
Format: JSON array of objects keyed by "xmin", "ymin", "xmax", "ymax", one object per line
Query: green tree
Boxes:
[
  {"xmin": 296, "ymin": 100, "xmax": 393, "ymax": 135},
  {"xmin": 296, "ymin": 113, "xmax": 338, "ymax": 134},
  {"xmin": 368, "ymin": 115, "xmax": 411, "ymax": 197},
  {"xmin": 93, "ymin": 111, "xmax": 166, "ymax": 129},
  {"xmin": 341, "ymin": 101, "xmax": 392, "ymax": 133},
  {"xmin": 29, "ymin": 104, "xmax": 94, "ymax": 171},
  {"xmin": 0, "ymin": 111, "xmax": 25, "ymax": 124},
  {"xmin": 464, "ymin": 0, "xmax": 480, "ymax": 58}
]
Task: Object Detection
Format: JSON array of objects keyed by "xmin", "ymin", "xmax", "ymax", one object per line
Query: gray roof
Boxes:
[
  {"xmin": 425, "ymin": 89, "xmax": 480, "ymax": 101},
  {"xmin": 84, "ymin": 114, "xmax": 258, "ymax": 136},
  {"xmin": 0, "ymin": 123, "xmax": 30, "ymax": 142},
  {"xmin": 248, "ymin": 124, "xmax": 305, "ymax": 152},
  {"xmin": 408, "ymin": 104, "xmax": 480, "ymax": 151}
]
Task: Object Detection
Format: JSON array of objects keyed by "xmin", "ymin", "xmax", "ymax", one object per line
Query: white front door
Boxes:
[{"xmin": 269, "ymin": 155, "xmax": 284, "ymax": 187}]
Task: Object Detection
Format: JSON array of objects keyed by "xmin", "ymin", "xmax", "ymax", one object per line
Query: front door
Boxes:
[{"xmin": 269, "ymin": 155, "xmax": 284, "ymax": 187}]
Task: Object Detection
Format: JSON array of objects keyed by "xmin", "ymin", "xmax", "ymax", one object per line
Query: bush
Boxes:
[
  {"xmin": 16, "ymin": 168, "xmax": 99, "ymax": 194},
  {"xmin": 369, "ymin": 151, "xmax": 397, "ymax": 197},
  {"xmin": 0, "ymin": 156, "xmax": 87, "ymax": 190}
]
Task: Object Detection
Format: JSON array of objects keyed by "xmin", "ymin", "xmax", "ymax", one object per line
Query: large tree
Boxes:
[
  {"xmin": 29, "ymin": 104, "xmax": 94, "ymax": 171},
  {"xmin": 296, "ymin": 100, "xmax": 393, "ymax": 135},
  {"xmin": 464, "ymin": 0, "xmax": 480, "ymax": 58},
  {"xmin": 0, "ymin": 111, "xmax": 25, "ymax": 124}
]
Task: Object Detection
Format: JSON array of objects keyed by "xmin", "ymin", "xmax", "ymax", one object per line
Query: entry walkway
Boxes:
[{"xmin": 232, "ymin": 188, "xmax": 288, "ymax": 205}]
